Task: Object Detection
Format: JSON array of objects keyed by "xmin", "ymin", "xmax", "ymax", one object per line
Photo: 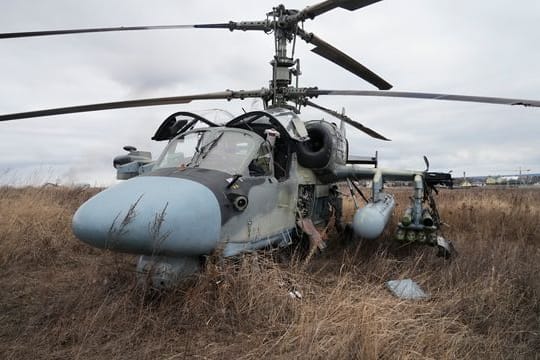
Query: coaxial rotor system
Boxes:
[{"xmin": 1, "ymin": 0, "xmax": 539, "ymax": 142}]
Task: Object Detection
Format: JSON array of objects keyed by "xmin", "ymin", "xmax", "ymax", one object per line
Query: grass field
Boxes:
[{"xmin": 1, "ymin": 186, "xmax": 539, "ymax": 359}]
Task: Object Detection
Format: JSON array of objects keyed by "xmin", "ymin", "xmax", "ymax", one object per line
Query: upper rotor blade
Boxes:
[
  {"xmin": 0, "ymin": 23, "xmax": 236, "ymax": 39},
  {"xmin": 0, "ymin": 90, "xmax": 266, "ymax": 121},
  {"xmin": 298, "ymin": 30, "xmax": 392, "ymax": 90},
  {"xmin": 306, "ymin": 90, "xmax": 540, "ymax": 107},
  {"xmin": 299, "ymin": 0, "xmax": 382, "ymax": 20},
  {"xmin": 305, "ymin": 100, "xmax": 390, "ymax": 140}
]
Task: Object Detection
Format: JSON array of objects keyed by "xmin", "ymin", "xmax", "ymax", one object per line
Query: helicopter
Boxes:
[{"xmin": 1, "ymin": 0, "xmax": 540, "ymax": 287}]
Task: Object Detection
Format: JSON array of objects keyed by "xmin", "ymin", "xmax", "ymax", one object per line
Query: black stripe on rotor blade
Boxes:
[
  {"xmin": 306, "ymin": 100, "xmax": 390, "ymax": 140},
  {"xmin": 340, "ymin": 0, "xmax": 383, "ymax": 11},
  {"xmin": 307, "ymin": 90, "xmax": 540, "ymax": 107},
  {"xmin": 300, "ymin": 31, "xmax": 392, "ymax": 90},
  {"xmin": 0, "ymin": 90, "xmax": 264, "ymax": 121},
  {"xmin": 0, "ymin": 24, "xmax": 232, "ymax": 39},
  {"xmin": 301, "ymin": 0, "xmax": 382, "ymax": 19}
]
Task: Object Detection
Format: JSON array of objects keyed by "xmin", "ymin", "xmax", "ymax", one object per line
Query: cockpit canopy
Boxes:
[
  {"xmin": 151, "ymin": 108, "xmax": 304, "ymax": 179},
  {"xmin": 152, "ymin": 108, "xmax": 308, "ymax": 142},
  {"xmin": 154, "ymin": 128, "xmax": 271, "ymax": 176}
]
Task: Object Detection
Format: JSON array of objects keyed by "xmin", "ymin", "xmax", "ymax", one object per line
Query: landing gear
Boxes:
[{"xmin": 136, "ymin": 255, "xmax": 201, "ymax": 288}]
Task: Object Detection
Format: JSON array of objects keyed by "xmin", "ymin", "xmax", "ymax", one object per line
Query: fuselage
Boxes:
[{"xmin": 72, "ymin": 108, "xmax": 343, "ymax": 264}]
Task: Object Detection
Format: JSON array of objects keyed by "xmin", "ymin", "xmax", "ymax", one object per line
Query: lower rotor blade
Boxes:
[
  {"xmin": 0, "ymin": 24, "xmax": 234, "ymax": 39},
  {"xmin": 0, "ymin": 90, "xmax": 266, "ymax": 121},
  {"xmin": 298, "ymin": 30, "xmax": 392, "ymax": 90},
  {"xmin": 305, "ymin": 100, "xmax": 390, "ymax": 140},
  {"xmin": 306, "ymin": 90, "xmax": 540, "ymax": 107}
]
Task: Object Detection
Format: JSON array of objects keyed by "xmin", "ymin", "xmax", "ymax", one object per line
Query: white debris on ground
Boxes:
[
  {"xmin": 288, "ymin": 290, "xmax": 302, "ymax": 299},
  {"xmin": 279, "ymin": 280, "xmax": 303, "ymax": 300},
  {"xmin": 386, "ymin": 279, "xmax": 429, "ymax": 300}
]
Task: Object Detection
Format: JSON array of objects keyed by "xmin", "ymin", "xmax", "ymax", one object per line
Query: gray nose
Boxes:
[{"xmin": 72, "ymin": 176, "xmax": 221, "ymax": 256}]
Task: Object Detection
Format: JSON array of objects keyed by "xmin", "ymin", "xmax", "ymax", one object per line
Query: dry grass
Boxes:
[{"xmin": 0, "ymin": 185, "xmax": 539, "ymax": 359}]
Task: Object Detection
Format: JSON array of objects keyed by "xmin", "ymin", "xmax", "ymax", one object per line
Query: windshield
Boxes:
[{"xmin": 155, "ymin": 130, "xmax": 260, "ymax": 174}]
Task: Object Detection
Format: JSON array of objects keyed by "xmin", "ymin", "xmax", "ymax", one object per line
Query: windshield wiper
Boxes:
[
  {"xmin": 191, "ymin": 132, "xmax": 224, "ymax": 166},
  {"xmin": 201, "ymin": 132, "xmax": 223, "ymax": 159}
]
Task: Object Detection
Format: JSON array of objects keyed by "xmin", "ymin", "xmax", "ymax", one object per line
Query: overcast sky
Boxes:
[{"xmin": 1, "ymin": 0, "xmax": 539, "ymax": 186}]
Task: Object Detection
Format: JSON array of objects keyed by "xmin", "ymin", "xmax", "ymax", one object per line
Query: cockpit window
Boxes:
[
  {"xmin": 155, "ymin": 132, "xmax": 199, "ymax": 168},
  {"xmin": 154, "ymin": 130, "xmax": 260, "ymax": 175},
  {"xmin": 248, "ymin": 142, "xmax": 273, "ymax": 176}
]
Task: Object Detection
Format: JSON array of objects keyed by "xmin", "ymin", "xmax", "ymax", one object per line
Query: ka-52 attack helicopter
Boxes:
[{"xmin": 1, "ymin": 0, "xmax": 540, "ymax": 287}]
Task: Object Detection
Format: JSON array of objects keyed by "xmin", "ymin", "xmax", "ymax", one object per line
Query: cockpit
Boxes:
[
  {"xmin": 154, "ymin": 128, "xmax": 272, "ymax": 177},
  {"xmin": 150, "ymin": 108, "xmax": 308, "ymax": 181}
]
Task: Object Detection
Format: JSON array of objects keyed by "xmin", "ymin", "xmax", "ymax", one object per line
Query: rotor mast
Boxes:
[{"xmin": 267, "ymin": 5, "xmax": 303, "ymax": 109}]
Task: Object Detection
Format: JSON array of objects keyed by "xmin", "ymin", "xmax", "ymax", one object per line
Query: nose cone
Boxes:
[{"xmin": 72, "ymin": 176, "xmax": 221, "ymax": 256}]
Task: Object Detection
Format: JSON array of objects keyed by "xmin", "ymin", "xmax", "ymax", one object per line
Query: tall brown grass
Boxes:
[{"xmin": 0, "ymin": 186, "xmax": 538, "ymax": 359}]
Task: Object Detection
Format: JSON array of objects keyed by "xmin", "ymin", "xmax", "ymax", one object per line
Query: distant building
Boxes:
[
  {"xmin": 498, "ymin": 176, "xmax": 520, "ymax": 185},
  {"xmin": 459, "ymin": 172, "xmax": 472, "ymax": 188},
  {"xmin": 485, "ymin": 176, "xmax": 498, "ymax": 185}
]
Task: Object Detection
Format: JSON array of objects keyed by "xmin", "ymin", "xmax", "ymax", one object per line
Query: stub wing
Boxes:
[
  {"xmin": 332, "ymin": 164, "xmax": 453, "ymax": 187},
  {"xmin": 333, "ymin": 164, "xmax": 422, "ymax": 182}
]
